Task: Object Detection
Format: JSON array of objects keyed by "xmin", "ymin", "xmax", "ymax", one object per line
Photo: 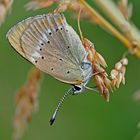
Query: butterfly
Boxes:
[{"xmin": 7, "ymin": 13, "xmax": 95, "ymax": 125}]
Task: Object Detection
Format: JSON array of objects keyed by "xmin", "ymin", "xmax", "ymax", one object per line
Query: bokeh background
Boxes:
[{"xmin": 0, "ymin": 0, "xmax": 140, "ymax": 140}]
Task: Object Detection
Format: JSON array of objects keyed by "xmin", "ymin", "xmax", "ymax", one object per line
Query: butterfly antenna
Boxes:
[
  {"xmin": 78, "ymin": 6, "xmax": 83, "ymax": 41},
  {"xmin": 50, "ymin": 87, "xmax": 73, "ymax": 125}
]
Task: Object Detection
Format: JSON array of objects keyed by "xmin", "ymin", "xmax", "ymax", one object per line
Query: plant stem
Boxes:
[
  {"xmin": 79, "ymin": 0, "xmax": 140, "ymax": 57},
  {"xmin": 94, "ymin": 0, "xmax": 140, "ymax": 57}
]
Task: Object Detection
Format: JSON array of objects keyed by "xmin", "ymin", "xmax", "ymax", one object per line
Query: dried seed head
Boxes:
[
  {"xmin": 102, "ymin": 88, "xmax": 110, "ymax": 102},
  {"xmin": 83, "ymin": 38, "xmax": 95, "ymax": 49},
  {"xmin": 55, "ymin": 2, "xmax": 69, "ymax": 13},
  {"xmin": 92, "ymin": 58, "xmax": 111, "ymax": 102},
  {"xmin": 117, "ymin": 73, "xmax": 123, "ymax": 88},
  {"xmin": 13, "ymin": 68, "xmax": 42, "ymax": 140},
  {"xmin": 103, "ymin": 77, "xmax": 113, "ymax": 92},
  {"xmin": 110, "ymin": 69, "xmax": 118, "ymax": 79},
  {"xmin": 0, "ymin": 4, "xmax": 6, "ymax": 23},
  {"xmin": 94, "ymin": 75, "xmax": 104, "ymax": 93},
  {"xmin": 121, "ymin": 66, "xmax": 126, "ymax": 76},
  {"xmin": 0, "ymin": 0, "xmax": 13, "ymax": 26},
  {"xmin": 115, "ymin": 62, "xmax": 122, "ymax": 70},
  {"xmin": 121, "ymin": 58, "xmax": 128, "ymax": 65},
  {"xmin": 96, "ymin": 52, "xmax": 107, "ymax": 68},
  {"xmin": 25, "ymin": 0, "xmax": 92, "ymax": 21},
  {"xmin": 122, "ymin": 77, "xmax": 125, "ymax": 85},
  {"xmin": 110, "ymin": 57, "xmax": 128, "ymax": 88},
  {"xmin": 82, "ymin": 38, "xmax": 95, "ymax": 62},
  {"xmin": 25, "ymin": 0, "xmax": 59, "ymax": 11},
  {"xmin": 118, "ymin": 0, "xmax": 133, "ymax": 20},
  {"xmin": 94, "ymin": 64, "xmax": 105, "ymax": 74},
  {"xmin": 83, "ymin": 38, "xmax": 112, "ymax": 102},
  {"xmin": 111, "ymin": 79, "xmax": 117, "ymax": 88}
]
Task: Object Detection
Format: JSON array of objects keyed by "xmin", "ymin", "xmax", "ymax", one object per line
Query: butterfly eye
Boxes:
[
  {"xmin": 73, "ymin": 85, "xmax": 83, "ymax": 94},
  {"xmin": 74, "ymin": 85, "xmax": 81, "ymax": 91}
]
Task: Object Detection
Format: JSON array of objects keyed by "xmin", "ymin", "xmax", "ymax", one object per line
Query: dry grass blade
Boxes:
[
  {"xmin": 13, "ymin": 67, "xmax": 42, "ymax": 140},
  {"xmin": 94, "ymin": 0, "xmax": 140, "ymax": 57}
]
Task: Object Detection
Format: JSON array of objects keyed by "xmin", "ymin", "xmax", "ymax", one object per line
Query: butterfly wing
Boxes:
[
  {"xmin": 6, "ymin": 16, "xmax": 43, "ymax": 58},
  {"xmin": 7, "ymin": 13, "xmax": 87, "ymax": 84},
  {"xmin": 52, "ymin": 13, "xmax": 86, "ymax": 64}
]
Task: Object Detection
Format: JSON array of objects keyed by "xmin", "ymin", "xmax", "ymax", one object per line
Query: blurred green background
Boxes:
[{"xmin": 0, "ymin": 0, "xmax": 140, "ymax": 140}]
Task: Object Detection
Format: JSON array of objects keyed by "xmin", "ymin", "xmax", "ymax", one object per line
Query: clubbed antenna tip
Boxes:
[{"xmin": 50, "ymin": 117, "xmax": 55, "ymax": 125}]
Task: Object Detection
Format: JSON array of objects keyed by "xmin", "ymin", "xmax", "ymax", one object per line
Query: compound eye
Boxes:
[
  {"xmin": 74, "ymin": 85, "xmax": 82, "ymax": 91},
  {"xmin": 72, "ymin": 85, "xmax": 84, "ymax": 94}
]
